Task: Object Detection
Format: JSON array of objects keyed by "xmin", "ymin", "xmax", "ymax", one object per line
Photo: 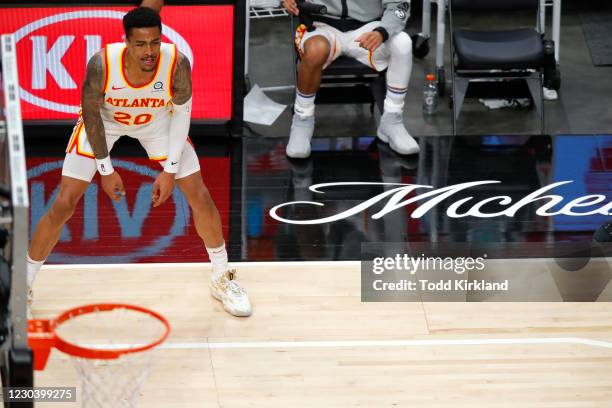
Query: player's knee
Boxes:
[
  {"xmin": 190, "ymin": 188, "xmax": 217, "ymax": 216},
  {"xmin": 389, "ymin": 32, "xmax": 412, "ymax": 58},
  {"xmin": 302, "ymin": 38, "xmax": 330, "ymax": 68},
  {"xmin": 49, "ymin": 194, "xmax": 79, "ymax": 223}
]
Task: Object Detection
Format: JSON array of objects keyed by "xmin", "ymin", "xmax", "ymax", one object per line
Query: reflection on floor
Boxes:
[{"xmin": 26, "ymin": 134, "xmax": 611, "ymax": 263}]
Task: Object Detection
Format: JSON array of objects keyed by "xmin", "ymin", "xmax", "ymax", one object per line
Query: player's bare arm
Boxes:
[
  {"xmin": 152, "ymin": 52, "xmax": 192, "ymax": 207},
  {"xmin": 82, "ymin": 51, "xmax": 125, "ymax": 202},
  {"xmin": 140, "ymin": 0, "xmax": 163, "ymax": 13},
  {"xmin": 81, "ymin": 52, "xmax": 107, "ymax": 160},
  {"xmin": 172, "ymin": 53, "xmax": 192, "ymax": 105}
]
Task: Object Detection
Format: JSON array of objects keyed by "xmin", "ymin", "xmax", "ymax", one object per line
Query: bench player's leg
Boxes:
[
  {"xmin": 348, "ymin": 21, "xmax": 418, "ymax": 155},
  {"xmin": 377, "ymin": 29, "xmax": 419, "ymax": 155},
  {"xmin": 287, "ymin": 24, "xmax": 335, "ymax": 159}
]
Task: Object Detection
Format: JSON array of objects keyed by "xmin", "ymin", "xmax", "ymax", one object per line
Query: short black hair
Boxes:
[{"xmin": 123, "ymin": 7, "xmax": 162, "ymax": 38}]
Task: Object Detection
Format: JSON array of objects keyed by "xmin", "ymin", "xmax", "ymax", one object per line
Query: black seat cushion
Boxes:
[
  {"xmin": 453, "ymin": 28, "xmax": 544, "ymax": 70},
  {"xmin": 324, "ymin": 56, "xmax": 378, "ymax": 75}
]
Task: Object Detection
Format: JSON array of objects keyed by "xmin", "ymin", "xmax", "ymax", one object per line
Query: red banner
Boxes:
[
  {"xmin": 0, "ymin": 6, "xmax": 233, "ymax": 121},
  {"xmin": 27, "ymin": 156, "xmax": 230, "ymax": 263}
]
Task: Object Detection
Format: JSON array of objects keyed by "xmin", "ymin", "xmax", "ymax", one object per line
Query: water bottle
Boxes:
[{"xmin": 422, "ymin": 74, "xmax": 438, "ymax": 116}]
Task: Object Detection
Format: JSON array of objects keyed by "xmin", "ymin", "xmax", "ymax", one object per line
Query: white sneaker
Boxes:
[
  {"xmin": 286, "ymin": 114, "xmax": 314, "ymax": 158},
  {"xmin": 209, "ymin": 270, "xmax": 252, "ymax": 317},
  {"xmin": 543, "ymin": 87, "xmax": 558, "ymax": 101},
  {"xmin": 377, "ymin": 112, "xmax": 419, "ymax": 155}
]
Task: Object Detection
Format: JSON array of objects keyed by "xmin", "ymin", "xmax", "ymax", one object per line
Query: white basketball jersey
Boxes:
[{"xmin": 101, "ymin": 42, "xmax": 177, "ymax": 137}]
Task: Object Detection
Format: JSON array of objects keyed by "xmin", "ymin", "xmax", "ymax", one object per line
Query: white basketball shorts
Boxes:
[
  {"xmin": 62, "ymin": 118, "xmax": 200, "ymax": 182},
  {"xmin": 294, "ymin": 21, "xmax": 392, "ymax": 71}
]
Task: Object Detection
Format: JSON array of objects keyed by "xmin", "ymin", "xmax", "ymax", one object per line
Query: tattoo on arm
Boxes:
[
  {"xmin": 172, "ymin": 54, "xmax": 192, "ymax": 105},
  {"xmin": 81, "ymin": 52, "xmax": 108, "ymax": 159}
]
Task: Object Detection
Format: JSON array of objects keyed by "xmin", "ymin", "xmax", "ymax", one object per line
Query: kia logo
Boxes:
[
  {"xmin": 14, "ymin": 10, "xmax": 194, "ymax": 114},
  {"xmin": 28, "ymin": 159, "xmax": 188, "ymax": 263}
]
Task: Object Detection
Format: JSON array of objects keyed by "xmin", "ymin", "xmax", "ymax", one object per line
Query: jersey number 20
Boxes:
[{"xmin": 113, "ymin": 112, "xmax": 153, "ymax": 126}]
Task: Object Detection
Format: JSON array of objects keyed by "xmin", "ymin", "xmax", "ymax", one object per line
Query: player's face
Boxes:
[{"xmin": 125, "ymin": 27, "xmax": 162, "ymax": 72}]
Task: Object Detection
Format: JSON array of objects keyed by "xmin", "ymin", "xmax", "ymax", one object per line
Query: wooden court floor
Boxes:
[{"xmin": 32, "ymin": 260, "xmax": 612, "ymax": 407}]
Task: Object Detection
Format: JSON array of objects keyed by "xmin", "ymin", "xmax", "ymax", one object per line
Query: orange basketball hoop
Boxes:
[{"xmin": 29, "ymin": 303, "xmax": 170, "ymax": 407}]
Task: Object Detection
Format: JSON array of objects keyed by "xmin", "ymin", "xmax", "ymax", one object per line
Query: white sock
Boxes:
[
  {"xmin": 294, "ymin": 89, "xmax": 316, "ymax": 118},
  {"xmin": 206, "ymin": 242, "xmax": 228, "ymax": 281},
  {"xmin": 26, "ymin": 253, "xmax": 45, "ymax": 288},
  {"xmin": 384, "ymin": 85, "xmax": 407, "ymax": 113},
  {"xmin": 385, "ymin": 32, "xmax": 412, "ymax": 114}
]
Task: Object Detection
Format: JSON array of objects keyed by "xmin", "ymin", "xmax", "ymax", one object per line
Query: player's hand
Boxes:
[
  {"xmin": 101, "ymin": 172, "xmax": 125, "ymax": 202},
  {"xmin": 152, "ymin": 171, "xmax": 175, "ymax": 208},
  {"xmin": 282, "ymin": 0, "xmax": 299, "ymax": 16},
  {"xmin": 355, "ymin": 31, "xmax": 384, "ymax": 52}
]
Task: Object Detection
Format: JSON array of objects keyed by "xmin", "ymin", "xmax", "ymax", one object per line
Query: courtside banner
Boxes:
[
  {"xmin": 26, "ymin": 156, "xmax": 231, "ymax": 263},
  {"xmin": 0, "ymin": 6, "xmax": 233, "ymax": 121}
]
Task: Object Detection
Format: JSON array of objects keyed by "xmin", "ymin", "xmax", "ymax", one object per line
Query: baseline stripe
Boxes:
[{"xmin": 87, "ymin": 337, "xmax": 612, "ymax": 351}]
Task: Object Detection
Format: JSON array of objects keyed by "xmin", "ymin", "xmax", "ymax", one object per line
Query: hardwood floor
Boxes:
[{"xmin": 32, "ymin": 261, "xmax": 612, "ymax": 407}]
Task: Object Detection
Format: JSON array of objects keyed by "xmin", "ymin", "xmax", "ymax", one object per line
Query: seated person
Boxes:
[{"xmin": 283, "ymin": 0, "xmax": 419, "ymax": 158}]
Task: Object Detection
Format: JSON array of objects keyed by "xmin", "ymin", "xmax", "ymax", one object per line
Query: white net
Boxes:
[
  {"xmin": 55, "ymin": 306, "xmax": 167, "ymax": 408},
  {"xmin": 72, "ymin": 352, "xmax": 154, "ymax": 408}
]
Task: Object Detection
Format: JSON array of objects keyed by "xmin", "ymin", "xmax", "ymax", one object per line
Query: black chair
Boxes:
[
  {"xmin": 449, "ymin": 0, "xmax": 547, "ymax": 135},
  {"xmin": 312, "ymin": 55, "xmax": 386, "ymax": 114}
]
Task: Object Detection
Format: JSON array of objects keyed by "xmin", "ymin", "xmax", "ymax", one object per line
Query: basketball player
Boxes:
[
  {"xmin": 283, "ymin": 0, "xmax": 419, "ymax": 158},
  {"xmin": 26, "ymin": 6, "xmax": 252, "ymax": 317}
]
